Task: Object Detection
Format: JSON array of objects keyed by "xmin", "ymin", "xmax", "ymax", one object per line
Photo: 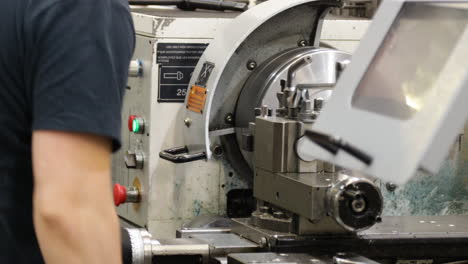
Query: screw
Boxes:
[
  {"xmin": 259, "ymin": 237, "xmax": 268, "ymax": 247},
  {"xmin": 351, "ymin": 198, "xmax": 366, "ymax": 213},
  {"xmin": 254, "ymin": 108, "xmax": 262, "ymax": 116},
  {"xmin": 212, "ymin": 145, "xmax": 224, "ymax": 157},
  {"xmin": 247, "ymin": 60, "xmax": 257, "ymax": 70},
  {"xmin": 314, "ymin": 98, "xmax": 324, "ymax": 111},
  {"xmin": 386, "ymin": 182, "xmax": 397, "ymax": 192},
  {"xmin": 260, "ymin": 105, "xmax": 270, "ymax": 117},
  {"xmin": 225, "ymin": 113, "xmax": 234, "ymax": 124},
  {"xmin": 259, "ymin": 206, "xmax": 270, "ymax": 214},
  {"xmin": 273, "ymin": 211, "xmax": 288, "ymax": 219},
  {"xmin": 298, "ymin": 40, "xmax": 308, "ymax": 47},
  {"xmin": 184, "ymin": 118, "xmax": 192, "ymax": 127}
]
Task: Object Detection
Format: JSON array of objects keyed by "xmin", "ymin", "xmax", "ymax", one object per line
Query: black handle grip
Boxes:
[
  {"xmin": 128, "ymin": 0, "xmax": 248, "ymax": 12},
  {"xmin": 341, "ymin": 142, "xmax": 373, "ymax": 167},
  {"xmin": 160, "ymin": 146, "xmax": 207, "ymax": 163},
  {"xmin": 180, "ymin": 0, "xmax": 248, "ymax": 11},
  {"xmin": 305, "ymin": 130, "xmax": 373, "ymax": 166}
]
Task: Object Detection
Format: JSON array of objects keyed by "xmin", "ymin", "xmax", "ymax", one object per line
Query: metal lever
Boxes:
[
  {"xmin": 284, "ymin": 56, "xmax": 313, "ymax": 109},
  {"xmin": 305, "ymin": 130, "xmax": 373, "ymax": 166},
  {"xmin": 159, "ymin": 146, "xmax": 207, "ymax": 163}
]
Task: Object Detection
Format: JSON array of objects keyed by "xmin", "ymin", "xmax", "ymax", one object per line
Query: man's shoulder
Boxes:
[
  {"xmin": 24, "ymin": 0, "xmax": 134, "ymax": 40},
  {"xmin": 25, "ymin": 0, "xmax": 132, "ymax": 18}
]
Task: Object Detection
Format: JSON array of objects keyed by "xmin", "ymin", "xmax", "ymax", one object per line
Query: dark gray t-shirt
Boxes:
[{"xmin": 0, "ymin": 0, "xmax": 134, "ymax": 262}]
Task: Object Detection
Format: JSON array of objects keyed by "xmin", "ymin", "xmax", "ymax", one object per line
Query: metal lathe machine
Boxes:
[{"xmin": 113, "ymin": 0, "xmax": 468, "ymax": 263}]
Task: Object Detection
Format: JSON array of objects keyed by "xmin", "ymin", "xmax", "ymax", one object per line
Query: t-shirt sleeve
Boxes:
[{"xmin": 26, "ymin": 0, "xmax": 135, "ymax": 152}]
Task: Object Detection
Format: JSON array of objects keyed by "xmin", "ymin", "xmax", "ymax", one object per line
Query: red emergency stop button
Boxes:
[{"xmin": 114, "ymin": 184, "xmax": 127, "ymax": 206}]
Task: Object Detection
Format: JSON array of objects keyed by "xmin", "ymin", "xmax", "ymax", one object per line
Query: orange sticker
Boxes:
[{"xmin": 187, "ymin": 85, "xmax": 207, "ymax": 114}]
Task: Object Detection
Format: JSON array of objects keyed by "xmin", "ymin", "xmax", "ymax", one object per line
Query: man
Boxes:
[{"xmin": 0, "ymin": 0, "xmax": 134, "ymax": 263}]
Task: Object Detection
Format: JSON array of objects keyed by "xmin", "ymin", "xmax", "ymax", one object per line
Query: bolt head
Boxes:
[
  {"xmin": 259, "ymin": 237, "xmax": 268, "ymax": 247},
  {"xmin": 254, "ymin": 108, "xmax": 262, "ymax": 116},
  {"xmin": 386, "ymin": 182, "xmax": 397, "ymax": 192},
  {"xmin": 184, "ymin": 118, "xmax": 192, "ymax": 127},
  {"xmin": 313, "ymin": 98, "xmax": 324, "ymax": 111},
  {"xmin": 247, "ymin": 60, "xmax": 257, "ymax": 70},
  {"xmin": 298, "ymin": 40, "xmax": 308, "ymax": 47},
  {"xmin": 259, "ymin": 206, "xmax": 270, "ymax": 214},
  {"xmin": 212, "ymin": 145, "xmax": 224, "ymax": 157},
  {"xmin": 225, "ymin": 114, "xmax": 234, "ymax": 124},
  {"xmin": 273, "ymin": 211, "xmax": 288, "ymax": 219},
  {"xmin": 351, "ymin": 198, "xmax": 366, "ymax": 213}
]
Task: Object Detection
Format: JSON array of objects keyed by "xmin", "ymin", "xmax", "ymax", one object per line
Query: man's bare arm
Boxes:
[{"xmin": 32, "ymin": 131, "xmax": 122, "ymax": 264}]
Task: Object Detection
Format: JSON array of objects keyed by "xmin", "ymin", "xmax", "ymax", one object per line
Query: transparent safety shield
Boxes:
[{"xmin": 307, "ymin": 2, "xmax": 468, "ymax": 185}]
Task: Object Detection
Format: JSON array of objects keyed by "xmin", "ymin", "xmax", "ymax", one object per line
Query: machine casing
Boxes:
[{"xmin": 113, "ymin": 5, "xmax": 370, "ymax": 238}]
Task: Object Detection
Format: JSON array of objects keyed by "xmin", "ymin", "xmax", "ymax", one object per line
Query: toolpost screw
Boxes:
[
  {"xmin": 314, "ymin": 98, "xmax": 324, "ymax": 111},
  {"xmin": 273, "ymin": 211, "xmax": 288, "ymax": 219},
  {"xmin": 260, "ymin": 105, "xmax": 270, "ymax": 117},
  {"xmin": 259, "ymin": 237, "xmax": 268, "ymax": 248},
  {"xmin": 254, "ymin": 108, "xmax": 262, "ymax": 116},
  {"xmin": 259, "ymin": 206, "xmax": 270, "ymax": 214}
]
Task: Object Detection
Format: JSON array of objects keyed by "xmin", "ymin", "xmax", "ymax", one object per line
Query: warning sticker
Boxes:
[
  {"xmin": 187, "ymin": 85, "xmax": 207, "ymax": 114},
  {"xmin": 157, "ymin": 43, "xmax": 209, "ymax": 102},
  {"xmin": 195, "ymin": 62, "xmax": 215, "ymax": 88}
]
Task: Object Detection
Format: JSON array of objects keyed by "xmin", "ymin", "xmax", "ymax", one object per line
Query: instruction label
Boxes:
[{"xmin": 157, "ymin": 43, "xmax": 209, "ymax": 102}]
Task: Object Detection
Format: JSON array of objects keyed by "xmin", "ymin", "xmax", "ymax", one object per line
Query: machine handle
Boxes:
[
  {"xmin": 305, "ymin": 130, "xmax": 373, "ymax": 166},
  {"xmin": 159, "ymin": 146, "xmax": 207, "ymax": 163},
  {"xmin": 128, "ymin": 0, "xmax": 248, "ymax": 12}
]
